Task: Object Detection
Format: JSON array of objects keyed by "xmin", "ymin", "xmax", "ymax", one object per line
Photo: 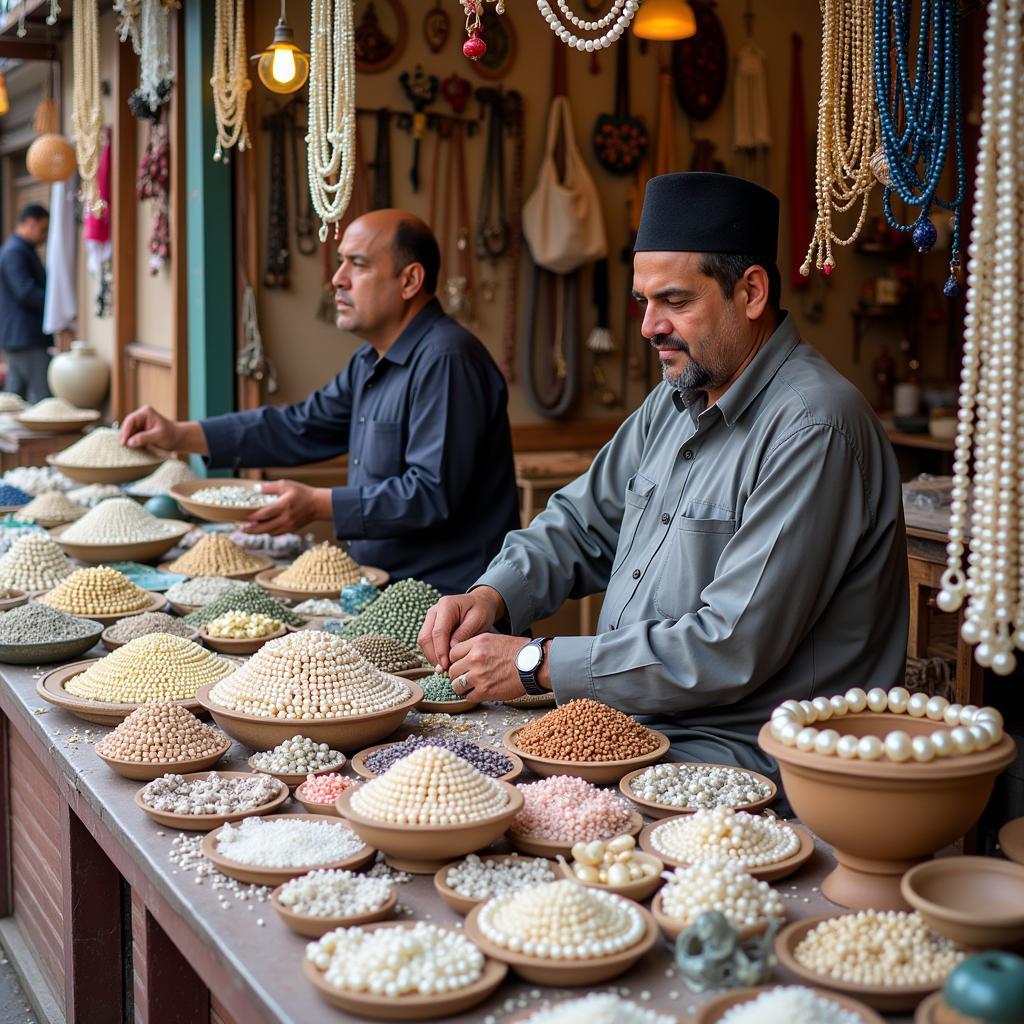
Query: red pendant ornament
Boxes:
[
  {"xmin": 463, "ymin": 33, "xmax": 486, "ymax": 60},
  {"xmin": 460, "ymin": 0, "xmax": 502, "ymax": 63}
]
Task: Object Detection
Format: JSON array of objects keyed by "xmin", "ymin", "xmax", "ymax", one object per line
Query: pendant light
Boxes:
[
  {"xmin": 633, "ymin": 0, "xmax": 697, "ymax": 40},
  {"xmin": 254, "ymin": 0, "xmax": 309, "ymax": 94},
  {"xmin": 0, "ymin": 72, "xmax": 9, "ymax": 117}
]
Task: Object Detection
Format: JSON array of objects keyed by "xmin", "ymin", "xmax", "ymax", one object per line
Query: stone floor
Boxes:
[{"xmin": 0, "ymin": 954, "xmax": 37, "ymax": 1024}]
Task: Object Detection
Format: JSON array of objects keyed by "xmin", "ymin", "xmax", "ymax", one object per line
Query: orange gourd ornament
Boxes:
[{"xmin": 25, "ymin": 98, "xmax": 75, "ymax": 183}]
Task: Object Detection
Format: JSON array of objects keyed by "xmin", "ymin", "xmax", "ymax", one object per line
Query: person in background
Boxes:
[
  {"xmin": 120, "ymin": 210, "xmax": 520, "ymax": 595},
  {"xmin": 0, "ymin": 203, "xmax": 51, "ymax": 403}
]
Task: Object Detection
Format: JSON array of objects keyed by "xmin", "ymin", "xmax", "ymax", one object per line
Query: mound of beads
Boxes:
[
  {"xmin": 0, "ymin": 392, "xmax": 26, "ymax": 413},
  {"xmin": 66, "ymin": 483, "xmax": 123, "ymax": 506},
  {"xmin": 141, "ymin": 772, "xmax": 280, "ymax": 815},
  {"xmin": 659, "ymin": 860, "xmax": 785, "ymax": 932},
  {"xmin": 521, "ymin": 994, "xmax": 677, "ymax": 1024},
  {"xmin": 769, "ymin": 687, "xmax": 1006, "ymax": 762},
  {"xmin": 190, "ymin": 485, "xmax": 275, "ymax": 509},
  {"xmin": 16, "ymin": 490, "xmax": 85, "ymax": 524},
  {"xmin": 207, "ymin": 631, "xmax": 410, "ymax": 718},
  {"xmin": 629, "ymin": 763, "xmax": 773, "ymax": 811},
  {"xmin": 351, "ymin": 746, "xmax": 508, "ymax": 825},
  {"xmin": 215, "ymin": 816, "xmax": 365, "ymax": 867},
  {"xmin": 514, "ymin": 698, "xmax": 660, "ymax": 762},
  {"xmin": 277, "ymin": 869, "xmax": 392, "ymax": 918},
  {"xmin": 0, "ymin": 604, "xmax": 97, "ymax": 644},
  {"xmin": 60, "ymin": 498, "xmax": 177, "ymax": 544},
  {"xmin": 95, "ymin": 701, "xmax": 225, "ymax": 763},
  {"xmin": 64, "ymin": 633, "xmax": 233, "ymax": 703},
  {"xmin": 126, "ymin": 459, "xmax": 197, "ymax": 496},
  {"xmin": 184, "ymin": 584, "xmax": 303, "ymax": 628},
  {"xmin": 648, "ymin": 807, "xmax": 801, "ymax": 868},
  {"xmin": 421, "ymin": 672, "xmax": 461, "ymax": 703},
  {"xmin": 347, "ymin": 633, "xmax": 424, "ymax": 673},
  {"xmin": 0, "ymin": 483, "xmax": 31, "ymax": 507},
  {"xmin": 340, "ymin": 579, "xmax": 378, "ymax": 615},
  {"xmin": 719, "ymin": 987, "xmax": 863, "ymax": 1024},
  {"xmin": 511, "ymin": 775, "xmax": 634, "ymax": 843},
  {"xmin": 19, "ymin": 396, "xmax": 97, "ymax": 421},
  {"xmin": 40, "ymin": 566, "xmax": 152, "ymax": 616},
  {"xmin": 306, "ymin": 922, "xmax": 485, "ymax": 997},
  {"xmin": 251, "ymin": 735, "xmax": 345, "ymax": 774},
  {"xmin": 205, "ymin": 610, "xmax": 281, "ymax": 639},
  {"xmin": 445, "ymin": 854, "xmax": 556, "ymax": 901},
  {"xmin": 275, "ymin": 542, "xmax": 362, "ymax": 591},
  {"xmin": 298, "ymin": 774, "xmax": 355, "ymax": 803},
  {"xmin": 106, "ymin": 611, "xmax": 196, "ymax": 644},
  {"xmin": 0, "ymin": 522, "xmax": 43, "ymax": 557},
  {"xmin": 568, "ymin": 834, "xmax": 658, "ymax": 887},
  {"xmin": 363, "ymin": 734, "xmax": 513, "ymax": 778},
  {"xmin": 293, "ymin": 598, "xmax": 345, "ymax": 618},
  {"xmin": 0, "ymin": 533, "xmax": 73, "ymax": 591},
  {"xmin": 3, "ymin": 465, "xmax": 74, "ymax": 495},
  {"xmin": 335, "ymin": 578, "xmax": 441, "ymax": 647},
  {"xmin": 52, "ymin": 427, "xmax": 158, "ymax": 468},
  {"xmin": 477, "ymin": 879, "xmax": 646, "ymax": 960},
  {"xmin": 165, "ymin": 576, "xmax": 246, "ymax": 607},
  {"xmin": 166, "ymin": 533, "xmax": 264, "ymax": 576},
  {"xmin": 794, "ymin": 911, "xmax": 965, "ymax": 986}
]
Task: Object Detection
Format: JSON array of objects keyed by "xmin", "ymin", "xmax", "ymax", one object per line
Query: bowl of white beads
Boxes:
[
  {"xmin": 619, "ymin": 762, "xmax": 777, "ymax": 819},
  {"xmin": 433, "ymin": 853, "xmax": 559, "ymax": 916},
  {"xmin": 694, "ymin": 985, "xmax": 885, "ymax": 1024},
  {"xmin": 760, "ymin": 687, "xmax": 1017, "ymax": 911},
  {"xmin": 271, "ymin": 869, "xmax": 397, "ymax": 938},
  {"xmin": 169, "ymin": 479, "xmax": 279, "ymax": 523}
]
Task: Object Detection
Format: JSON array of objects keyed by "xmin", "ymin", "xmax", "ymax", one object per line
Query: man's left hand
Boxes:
[
  {"xmin": 242, "ymin": 480, "xmax": 332, "ymax": 535},
  {"xmin": 447, "ymin": 634, "xmax": 549, "ymax": 703}
]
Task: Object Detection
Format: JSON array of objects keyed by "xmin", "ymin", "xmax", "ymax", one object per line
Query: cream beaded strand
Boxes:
[
  {"xmin": 536, "ymin": 0, "xmax": 640, "ymax": 52},
  {"xmin": 72, "ymin": 0, "xmax": 104, "ymax": 214},
  {"xmin": 306, "ymin": 0, "xmax": 357, "ymax": 242},
  {"xmin": 210, "ymin": 0, "xmax": 250, "ymax": 161},
  {"xmin": 937, "ymin": 0, "xmax": 1022, "ymax": 674},
  {"xmin": 801, "ymin": 0, "xmax": 880, "ymax": 277}
]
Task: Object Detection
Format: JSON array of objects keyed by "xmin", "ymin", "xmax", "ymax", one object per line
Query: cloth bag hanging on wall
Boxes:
[{"xmin": 522, "ymin": 96, "xmax": 607, "ymax": 274}]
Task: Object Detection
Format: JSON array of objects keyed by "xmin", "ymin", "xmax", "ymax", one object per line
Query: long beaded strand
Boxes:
[
  {"xmin": 72, "ymin": 0, "xmax": 104, "ymax": 214},
  {"xmin": 535, "ymin": 0, "xmax": 640, "ymax": 52},
  {"xmin": 210, "ymin": 0, "xmax": 251, "ymax": 161},
  {"xmin": 873, "ymin": 0, "xmax": 966, "ymax": 296},
  {"xmin": 937, "ymin": 0, "xmax": 1022, "ymax": 674},
  {"xmin": 800, "ymin": 0, "xmax": 880, "ymax": 278}
]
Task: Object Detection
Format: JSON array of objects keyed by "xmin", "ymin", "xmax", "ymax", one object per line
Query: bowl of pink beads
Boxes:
[{"xmin": 294, "ymin": 773, "xmax": 358, "ymax": 817}]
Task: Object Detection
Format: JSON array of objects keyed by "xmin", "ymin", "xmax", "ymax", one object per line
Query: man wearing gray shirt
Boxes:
[{"xmin": 420, "ymin": 173, "xmax": 909, "ymax": 775}]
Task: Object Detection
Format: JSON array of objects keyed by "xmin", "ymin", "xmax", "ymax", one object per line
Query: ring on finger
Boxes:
[{"xmin": 455, "ymin": 673, "xmax": 470, "ymax": 694}]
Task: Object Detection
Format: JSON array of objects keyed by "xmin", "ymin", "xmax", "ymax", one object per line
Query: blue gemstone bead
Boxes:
[
  {"xmin": 943, "ymin": 276, "xmax": 961, "ymax": 299},
  {"xmin": 912, "ymin": 218, "xmax": 938, "ymax": 253}
]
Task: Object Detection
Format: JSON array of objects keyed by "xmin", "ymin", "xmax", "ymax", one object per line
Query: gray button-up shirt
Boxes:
[{"xmin": 476, "ymin": 314, "xmax": 909, "ymax": 772}]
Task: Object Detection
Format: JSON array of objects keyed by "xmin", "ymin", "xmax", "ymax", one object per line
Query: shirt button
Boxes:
[
  {"xmin": 358, "ymin": 416, "xmax": 365, "ymax": 424},
  {"xmin": 683, "ymin": 449, "xmax": 694, "ymax": 460},
  {"xmin": 661, "ymin": 513, "xmax": 670, "ymax": 524},
  {"xmin": 353, "ymin": 458, "xmax": 360, "ymax": 466},
  {"xmin": 632, "ymin": 569, "xmax": 641, "ymax": 579}
]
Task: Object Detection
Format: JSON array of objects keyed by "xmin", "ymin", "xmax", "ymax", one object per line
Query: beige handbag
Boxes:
[{"xmin": 522, "ymin": 96, "xmax": 608, "ymax": 274}]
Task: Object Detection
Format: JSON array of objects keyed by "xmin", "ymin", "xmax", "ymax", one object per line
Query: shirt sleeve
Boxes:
[
  {"xmin": 473, "ymin": 397, "xmax": 653, "ymax": 632},
  {"xmin": 549, "ymin": 423, "xmax": 876, "ymax": 715},
  {"xmin": 1, "ymin": 247, "xmax": 45, "ymax": 311},
  {"xmin": 200, "ymin": 368, "xmax": 353, "ymax": 470}
]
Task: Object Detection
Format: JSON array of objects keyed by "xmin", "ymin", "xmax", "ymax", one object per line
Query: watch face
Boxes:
[{"xmin": 516, "ymin": 643, "xmax": 543, "ymax": 673}]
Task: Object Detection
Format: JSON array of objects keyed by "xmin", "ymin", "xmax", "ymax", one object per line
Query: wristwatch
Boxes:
[{"xmin": 515, "ymin": 637, "xmax": 551, "ymax": 696}]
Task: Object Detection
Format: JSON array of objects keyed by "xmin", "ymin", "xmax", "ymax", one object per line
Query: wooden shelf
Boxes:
[{"xmin": 886, "ymin": 429, "xmax": 955, "ymax": 452}]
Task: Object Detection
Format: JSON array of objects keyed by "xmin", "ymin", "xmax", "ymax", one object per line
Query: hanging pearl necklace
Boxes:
[
  {"xmin": 800, "ymin": 0, "xmax": 879, "ymax": 278},
  {"xmin": 306, "ymin": 0, "xmax": 357, "ymax": 242},
  {"xmin": 874, "ymin": 0, "xmax": 965, "ymax": 296},
  {"xmin": 937, "ymin": 0, "xmax": 1021, "ymax": 675},
  {"xmin": 137, "ymin": 0, "xmax": 174, "ymax": 112},
  {"xmin": 536, "ymin": 0, "xmax": 640, "ymax": 53},
  {"xmin": 72, "ymin": 0, "xmax": 104, "ymax": 214},
  {"xmin": 210, "ymin": 0, "xmax": 251, "ymax": 162}
]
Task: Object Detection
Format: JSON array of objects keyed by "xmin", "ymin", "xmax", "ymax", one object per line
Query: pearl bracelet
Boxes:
[{"xmin": 769, "ymin": 687, "xmax": 1005, "ymax": 763}]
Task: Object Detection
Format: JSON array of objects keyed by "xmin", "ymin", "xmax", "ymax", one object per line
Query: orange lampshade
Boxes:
[
  {"xmin": 632, "ymin": 0, "xmax": 697, "ymax": 40},
  {"xmin": 0, "ymin": 72, "xmax": 9, "ymax": 117}
]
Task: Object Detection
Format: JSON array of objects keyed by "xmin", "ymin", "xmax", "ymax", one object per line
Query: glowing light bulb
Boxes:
[{"xmin": 271, "ymin": 45, "xmax": 296, "ymax": 85}]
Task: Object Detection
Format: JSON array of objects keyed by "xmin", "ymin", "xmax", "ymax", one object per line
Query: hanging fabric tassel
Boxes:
[{"xmin": 586, "ymin": 259, "xmax": 614, "ymax": 353}]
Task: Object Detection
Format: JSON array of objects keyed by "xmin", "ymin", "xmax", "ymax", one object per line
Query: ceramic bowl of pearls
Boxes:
[
  {"xmin": 759, "ymin": 687, "xmax": 1016, "ymax": 912},
  {"xmin": 694, "ymin": 985, "xmax": 885, "ymax": 1024}
]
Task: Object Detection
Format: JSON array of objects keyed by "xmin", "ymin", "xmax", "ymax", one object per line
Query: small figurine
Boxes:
[{"xmin": 674, "ymin": 911, "xmax": 779, "ymax": 993}]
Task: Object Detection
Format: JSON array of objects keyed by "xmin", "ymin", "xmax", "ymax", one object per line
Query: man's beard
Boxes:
[{"xmin": 654, "ymin": 335, "xmax": 721, "ymax": 401}]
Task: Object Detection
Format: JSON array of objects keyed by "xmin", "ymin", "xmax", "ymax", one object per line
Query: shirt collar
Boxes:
[{"xmin": 361, "ymin": 298, "xmax": 446, "ymax": 368}]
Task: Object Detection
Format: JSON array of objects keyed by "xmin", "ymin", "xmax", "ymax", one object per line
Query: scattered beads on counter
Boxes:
[
  {"xmin": 165, "ymin": 576, "xmax": 246, "ymax": 606},
  {"xmin": 351, "ymin": 746, "xmax": 508, "ymax": 825},
  {"xmin": 215, "ymin": 816, "xmax": 366, "ymax": 867},
  {"xmin": 40, "ymin": 566, "xmax": 153, "ymax": 616},
  {"xmin": 514, "ymin": 699, "xmax": 661, "ymax": 762},
  {"xmin": 719, "ymin": 986, "xmax": 864, "ymax": 1024},
  {"xmin": 184, "ymin": 583, "xmax": 303, "ymax": 628},
  {"xmin": 420, "ymin": 672, "xmax": 461, "ymax": 703},
  {"xmin": 363, "ymin": 734, "xmax": 514, "ymax": 778},
  {"xmin": 298, "ymin": 774, "xmax": 355, "ymax": 803},
  {"xmin": 166, "ymin": 533, "xmax": 265, "ymax": 577},
  {"xmin": 0, "ymin": 603, "xmax": 98, "ymax": 644},
  {"xmin": 52, "ymin": 427, "xmax": 159, "ymax": 468},
  {"xmin": 658, "ymin": 860, "xmax": 786, "ymax": 932},
  {"xmin": 205, "ymin": 610, "xmax": 282, "ymax": 639},
  {"xmin": 520, "ymin": 994, "xmax": 678, "ymax": 1024},
  {"xmin": 511, "ymin": 775, "xmax": 634, "ymax": 844},
  {"xmin": 334, "ymin": 578, "xmax": 441, "ymax": 648},
  {"xmin": 66, "ymin": 483, "xmax": 124, "ymax": 506},
  {"xmin": 18, "ymin": 396, "xmax": 96, "ymax": 422},
  {"xmin": 445, "ymin": 854, "xmax": 556, "ymax": 901},
  {"xmin": 95, "ymin": 701, "xmax": 225, "ymax": 763},
  {"xmin": 16, "ymin": 490, "xmax": 84, "ymax": 524},
  {"xmin": 141, "ymin": 771, "xmax": 281, "ymax": 815},
  {"xmin": 125, "ymin": 459, "xmax": 197, "ymax": 496},
  {"xmin": 0, "ymin": 532, "xmax": 73, "ymax": 591},
  {"xmin": 251, "ymin": 735, "xmax": 345, "ymax": 775},
  {"xmin": 275, "ymin": 541, "xmax": 363, "ymax": 590},
  {"xmin": 648, "ymin": 808, "xmax": 801, "ymax": 868},
  {"xmin": 106, "ymin": 611, "xmax": 196, "ymax": 644},
  {"xmin": 628, "ymin": 763, "xmax": 773, "ymax": 810},
  {"xmin": 0, "ymin": 483, "xmax": 31, "ymax": 506},
  {"xmin": 277, "ymin": 869, "xmax": 392, "ymax": 918},
  {"xmin": 567, "ymin": 834, "xmax": 658, "ymax": 887},
  {"xmin": 347, "ymin": 633, "xmax": 425, "ymax": 673},
  {"xmin": 60, "ymin": 497, "xmax": 177, "ymax": 544},
  {"xmin": 3, "ymin": 465, "xmax": 74, "ymax": 495},
  {"xmin": 190, "ymin": 485, "xmax": 275, "ymax": 509}
]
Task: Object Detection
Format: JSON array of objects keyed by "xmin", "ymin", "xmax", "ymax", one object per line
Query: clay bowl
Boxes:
[
  {"xmin": 0, "ymin": 588, "xmax": 28, "ymax": 611},
  {"xmin": 36, "ymin": 659, "xmax": 207, "ymax": 726},
  {"xmin": 618, "ymin": 764, "xmax": 778, "ymax": 819},
  {"xmin": 901, "ymin": 857, "xmax": 1024, "ymax": 949},
  {"xmin": 638, "ymin": 816, "xmax": 816, "ymax": 882},
  {"xmin": 45, "ymin": 454, "xmax": 164, "ymax": 485},
  {"xmin": 695, "ymin": 985, "xmax": 885, "ymax": 1024},
  {"xmin": 271, "ymin": 883, "xmax": 397, "ymax": 938},
  {"xmin": 133, "ymin": 771, "xmax": 289, "ymax": 831},
  {"xmin": 202, "ymin": 813, "xmax": 376, "ymax": 886},
  {"xmin": 31, "ymin": 590, "xmax": 168, "ymax": 627},
  {"xmin": 335, "ymin": 782, "xmax": 524, "ymax": 874},
  {"xmin": 101, "ymin": 623, "xmax": 202, "ymax": 652},
  {"xmin": 557, "ymin": 851, "xmax": 664, "ymax": 902},
  {"xmin": 16, "ymin": 411, "xmax": 99, "ymax": 433},
  {"xmin": 195, "ymin": 678, "xmax": 423, "ymax": 753},
  {"xmin": 0, "ymin": 620, "xmax": 103, "ymax": 665},
  {"xmin": 502, "ymin": 725, "xmax": 671, "ymax": 785},
  {"xmin": 169, "ymin": 479, "xmax": 274, "ymax": 523},
  {"xmin": 293, "ymin": 778, "xmax": 359, "ymax": 816},
  {"xmin": 416, "ymin": 696, "xmax": 478, "ymax": 714},
  {"xmin": 432, "ymin": 853, "xmax": 559, "ymax": 916},
  {"xmin": 199, "ymin": 626, "xmax": 288, "ymax": 655},
  {"xmin": 351, "ymin": 740, "xmax": 523, "ymax": 784},
  {"xmin": 913, "ymin": 992, "xmax": 955, "ymax": 1023},
  {"xmin": 302, "ymin": 922, "xmax": 507, "ymax": 1021},
  {"xmin": 166, "ymin": 599, "xmax": 200, "ymax": 617},
  {"xmin": 1000, "ymin": 817, "xmax": 1024, "ymax": 867},
  {"xmin": 464, "ymin": 901, "xmax": 659, "ymax": 986},
  {"xmin": 255, "ymin": 564, "xmax": 390, "ymax": 601},
  {"xmin": 48, "ymin": 520, "xmax": 191, "ymax": 564},
  {"xmin": 158, "ymin": 554, "xmax": 274, "ymax": 581},
  {"xmin": 650, "ymin": 889, "xmax": 785, "ymax": 943},
  {"xmin": 246, "ymin": 756, "xmax": 347, "ymax": 789},
  {"xmin": 776, "ymin": 914, "xmax": 948, "ymax": 1012},
  {"xmin": 95, "ymin": 736, "xmax": 231, "ymax": 781},
  {"xmin": 510, "ymin": 810, "xmax": 645, "ymax": 861},
  {"xmin": 759, "ymin": 716, "xmax": 1018, "ymax": 910}
]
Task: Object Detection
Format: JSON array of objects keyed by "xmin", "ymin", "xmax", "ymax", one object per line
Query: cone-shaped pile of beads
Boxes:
[
  {"xmin": 0, "ymin": 533, "xmax": 73, "ymax": 591},
  {"xmin": 51, "ymin": 426, "xmax": 158, "ymax": 467},
  {"xmin": 95, "ymin": 701, "xmax": 226, "ymax": 763},
  {"xmin": 40, "ymin": 566, "xmax": 152, "ymax": 616},
  {"xmin": 60, "ymin": 497, "xmax": 176, "ymax": 544},
  {"xmin": 16, "ymin": 491, "xmax": 85, "ymax": 525},
  {"xmin": 335, "ymin": 578, "xmax": 441, "ymax": 647},
  {"xmin": 348, "ymin": 634, "xmax": 426, "ymax": 673},
  {"xmin": 126, "ymin": 459, "xmax": 197, "ymax": 497},
  {"xmin": 166, "ymin": 533, "xmax": 263, "ymax": 576},
  {"xmin": 275, "ymin": 542, "xmax": 362, "ymax": 591}
]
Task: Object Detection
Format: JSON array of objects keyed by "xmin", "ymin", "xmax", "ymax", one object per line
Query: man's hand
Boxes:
[
  {"xmin": 242, "ymin": 480, "xmax": 332, "ymax": 535},
  {"xmin": 419, "ymin": 587, "xmax": 506, "ymax": 671},
  {"xmin": 447, "ymin": 634, "xmax": 546, "ymax": 704},
  {"xmin": 120, "ymin": 406, "xmax": 209, "ymax": 454}
]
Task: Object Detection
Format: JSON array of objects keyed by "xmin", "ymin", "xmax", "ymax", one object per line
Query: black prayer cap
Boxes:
[{"xmin": 634, "ymin": 172, "xmax": 780, "ymax": 263}]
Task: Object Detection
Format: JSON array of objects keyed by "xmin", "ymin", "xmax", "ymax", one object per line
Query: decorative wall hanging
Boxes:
[
  {"xmin": 423, "ymin": 3, "xmax": 449, "ymax": 53},
  {"xmin": 440, "ymin": 73, "xmax": 472, "ymax": 115},
  {"xmin": 210, "ymin": 0, "xmax": 251, "ymax": 161},
  {"xmin": 354, "ymin": 0, "xmax": 406, "ymax": 74},
  {"xmin": 120, "ymin": 0, "xmax": 175, "ymax": 116},
  {"xmin": 938, "ymin": 0, "xmax": 1022, "ymax": 674},
  {"xmin": 72, "ymin": 0, "xmax": 104, "ymax": 213},
  {"xmin": 26, "ymin": 95, "xmax": 75, "ymax": 183},
  {"xmin": 670, "ymin": 1, "xmax": 727, "ymax": 121},
  {"xmin": 535, "ymin": 0, "xmax": 639, "ymax": 52},
  {"xmin": 592, "ymin": 36, "xmax": 647, "ymax": 175},
  {"xmin": 46, "ymin": 1, "xmax": 60, "ymax": 26},
  {"xmin": 399, "ymin": 65, "xmax": 438, "ymax": 192},
  {"xmin": 428, "ymin": 122, "xmax": 475, "ymax": 322},
  {"xmin": 469, "ymin": 9, "xmax": 517, "ymax": 80},
  {"xmin": 459, "ymin": 0, "xmax": 501, "ymax": 61},
  {"xmin": 84, "ymin": 128, "xmax": 113, "ymax": 317},
  {"xmin": 137, "ymin": 113, "xmax": 170, "ymax": 274},
  {"xmin": 369, "ymin": 108, "xmax": 393, "ymax": 209},
  {"xmin": 800, "ymin": 0, "xmax": 879, "ymax": 278},
  {"xmin": 874, "ymin": 0, "xmax": 965, "ymax": 297},
  {"xmin": 732, "ymin": 2, "xmax": 770, "ymax": 185}
]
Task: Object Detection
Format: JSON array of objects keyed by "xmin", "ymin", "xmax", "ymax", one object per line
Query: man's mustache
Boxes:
[
  {"xmin": 335, "ymin": 290, "xmax": 353, "ymax": 305},
  {"xmin": 650, "ymin": 335, "xmax": 689, "ymax": 352}
]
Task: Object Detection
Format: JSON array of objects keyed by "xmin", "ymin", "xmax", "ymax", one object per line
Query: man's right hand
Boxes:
[
  {"xmin": 419, "ymin": 586, "xmax": 507, "ymax": 672},
  {"xmin": 120, "ymin": 406, "xmax": 208, "ymax": 455}
]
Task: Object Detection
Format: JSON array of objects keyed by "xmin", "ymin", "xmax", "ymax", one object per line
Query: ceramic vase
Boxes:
[{"xmin": 47, "ymin": 340, "xmax": 110, "ymax": 409}]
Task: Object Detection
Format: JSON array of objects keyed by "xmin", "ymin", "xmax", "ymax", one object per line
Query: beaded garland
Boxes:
[
  {"xmin": 72, "ymin": 0, "xmax": 104, "ymax": 213},
  {"xmin": 648, "ymin": 808, "xmax": 801, "ymax": 869},
  {"xmin": 535, "ymin": 0, "xmax": 640, "ymax": 53},
  {"xmin": 210, "ymin": 0, "xmax": 250, "ymax": 160},
  {"xmin": 769, "ymin": 687, "xmax": 1005, "ymax": 762}
]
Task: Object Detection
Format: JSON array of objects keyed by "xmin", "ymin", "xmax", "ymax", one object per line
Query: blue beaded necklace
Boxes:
[{"xmin": 874, "ymin": 0, "xmax": 965, "ymax": 297}]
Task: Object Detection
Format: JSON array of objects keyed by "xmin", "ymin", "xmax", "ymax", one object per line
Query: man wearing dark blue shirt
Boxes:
[{"xmin": 121, "ymin": 210, "xmax": 520, "ymax": 594}]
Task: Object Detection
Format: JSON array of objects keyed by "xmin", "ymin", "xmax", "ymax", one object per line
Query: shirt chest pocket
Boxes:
[
  {"xmin": 362, "ymin": 420, "xmax": 404, "ymax": 479},
  {"xmin": 653, "ymin": 515, "xmax": 737, "ymax": 619},
  {"xmin": 611, "ymin": 472, "xmax": 656, "ymax": 576}
]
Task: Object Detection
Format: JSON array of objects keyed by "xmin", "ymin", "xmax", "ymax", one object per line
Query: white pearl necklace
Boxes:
[
  {"xmin": 306, "ymin": 0, "xmax": 357, "ymax": 242},
  {"xmin": 769, "ymin": 687, "xmax": 1005, "ymax": 762},
  {"xmin": 137, "ymin": 0, "xmax": 173, "ymax": 112},
  {"xmin": 937, "ymin": 0, "xmax": 1023, "ymax": 675},
  {"xmin": 72, "ymin": 0, "xmax": 104, "ymax": 214},
  {"xmin": 210, "ymin": 0, "xmax": 251, "ymax": 161},
  {"xmin": 535, "ymin": 0, "xmax": 639, "ymax": 53}
]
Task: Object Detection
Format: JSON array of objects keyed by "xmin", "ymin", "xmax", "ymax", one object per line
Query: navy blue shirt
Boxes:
[
  {"xmin": 0, "ymin": 235, "xmax": 49, "ymax": 352},
  {"xmin": 201, "ymin": 299, "xmax": 521, "ymax": 594}
]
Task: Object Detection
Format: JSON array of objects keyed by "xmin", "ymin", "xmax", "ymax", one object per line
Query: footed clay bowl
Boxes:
[{"xmin": 759, "ymin": 716, "xmax": 1017, "ymax": 911}]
